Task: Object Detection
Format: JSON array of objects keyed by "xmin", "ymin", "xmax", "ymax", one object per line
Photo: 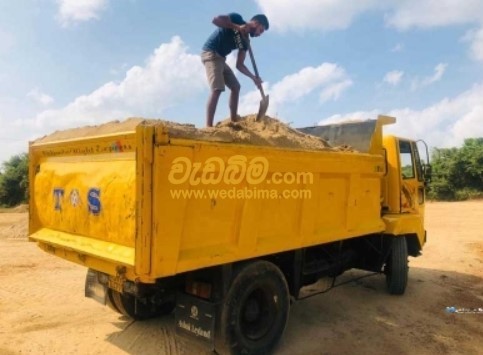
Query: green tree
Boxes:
[
  {"xmin": 0, "ymin": 153, "xmax": 29, "ymax": 207},
  {"xmin": 429, "ymin": 138, "xmax": 483, "ymax": 200},
  {"xmin": 456, "ymin": 138, "xmax": 483, "ymax": 188}
]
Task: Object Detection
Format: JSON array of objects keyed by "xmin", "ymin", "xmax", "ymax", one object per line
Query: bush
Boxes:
[
  {"xmin": 429, "ymin": 138, "xmax": 483, "ymax": 201},
  {"xmin": 0, "ymin": 153, "xmax": 29, "ymax": 207},
  {"xmin": 454, "ymin": 188, "xmax": 483, "ymax": 201}
]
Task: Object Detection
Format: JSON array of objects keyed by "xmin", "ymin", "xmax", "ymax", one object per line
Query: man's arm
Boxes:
[
  {"xmin": 212, "ymin": 15, "xmax": 249, "ymax": 36},
  {"xmin": 236, "ymin": 50, "xmax": 263, "ymax": 89}
]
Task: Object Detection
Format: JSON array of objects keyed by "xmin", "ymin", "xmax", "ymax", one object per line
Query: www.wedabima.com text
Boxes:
[{"xmin": 169, "ymin": 187, "xmax": 312, "ymax": 200}]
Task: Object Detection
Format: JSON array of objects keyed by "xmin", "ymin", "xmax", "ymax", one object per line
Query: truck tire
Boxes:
[
  {"xmin": 385, "ymin": 237, "xmax": 408, "ymax": 295},
  {"xmin": 110, "ymin": 290, "xmax": 174, "ymax": 320},
  {"xmin": 106, "ymin": 288, "xmax": 122, "ymax": 314},
  {"xmin": 218, "ymin": 261, "xmax": 290, "ymax": 355}
]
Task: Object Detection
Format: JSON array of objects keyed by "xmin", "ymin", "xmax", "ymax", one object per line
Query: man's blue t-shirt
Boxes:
[{"xmin": 202, "ymin": 13, "xmax": 248, "ymax": 57}]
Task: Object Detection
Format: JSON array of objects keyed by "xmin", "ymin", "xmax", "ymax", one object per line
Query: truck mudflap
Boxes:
[
  {"xmin": 85, "ymin": 268, "xmax": 107, "ymax": 305},
  {"xmin": 175, "ymin": 293, "xmax": 216, "ymax": 350}
]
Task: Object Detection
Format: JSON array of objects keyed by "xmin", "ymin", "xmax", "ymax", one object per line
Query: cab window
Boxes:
[
  {"xmin": 399, "ymin": 140, "xmax": 414, "ymax": 179},
  {"xmin": 412, "ymin": 142, "xmax": 424, "ymax": 182}
]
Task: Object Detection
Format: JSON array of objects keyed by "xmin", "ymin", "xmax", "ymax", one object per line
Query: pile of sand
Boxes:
[
  {"xmin": 11, "ymin": 204, "xmax": 29, "ymax": 213},
  {"xmin": 33, "ymin": 118, "xmax": 147, "ymax": 144},
  {"xmin": 169, "ymin": 115, "xmax": 335, "ymax": 150},
  {"xmin": 34, "ymin": 115, "xmax": 345, "ymax": 151}
]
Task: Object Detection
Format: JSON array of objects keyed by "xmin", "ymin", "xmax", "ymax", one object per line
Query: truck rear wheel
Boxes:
[
  {"xmin": 218, "ymin": 261, "xmax": 290, "ymax": 355},
  {"xmin": 106, "ymin": 288, "xmax": 122, "ymax": 314},
  {"xmin": 110, "ymin": 290, "xmax": 174, "ymax": 320},
  {"xmin": 385, "ymin": 237, "xmax": 408, "ymax": 295}
]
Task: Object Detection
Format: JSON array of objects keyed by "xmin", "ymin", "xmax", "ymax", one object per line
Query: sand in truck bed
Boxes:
[{"xmin": 33, "ymin": 115, "xmax": 353, "ymax": 151}]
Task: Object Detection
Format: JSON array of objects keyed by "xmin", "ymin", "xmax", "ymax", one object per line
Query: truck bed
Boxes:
[{"xmin": 29, "ymin": 119, "xmax": 388, "ymax": 283}]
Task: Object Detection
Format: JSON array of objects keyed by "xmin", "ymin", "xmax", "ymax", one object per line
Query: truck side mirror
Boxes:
[{"xmin": 422, "ymin": 164, "xmax": 432, "ymax": 184}]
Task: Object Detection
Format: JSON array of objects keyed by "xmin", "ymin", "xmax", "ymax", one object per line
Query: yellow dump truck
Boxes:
[{"xmin": 29, "ymin": 115, "xmax": 430, "ymax": 354}]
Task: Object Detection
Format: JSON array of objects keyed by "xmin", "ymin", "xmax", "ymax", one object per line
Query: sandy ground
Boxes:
[{"xmin": 0, "ymin": 201, "xmax": 482, "ymax": 355}]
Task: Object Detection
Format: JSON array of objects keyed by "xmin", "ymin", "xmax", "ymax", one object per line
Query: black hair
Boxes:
[{"xmin": 251, "ymin": 14, "xmax": 269, "ymax": 30}]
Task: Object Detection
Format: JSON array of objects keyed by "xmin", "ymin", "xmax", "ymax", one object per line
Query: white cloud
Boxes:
[
  {"xmin": 29, "ymin": 36, "xmax": 205, "ymax": 131},
  {"xmin": 255, "ymin": 0, "xmax": 381, "ymax": 32},
  {"xmin": 319, "ymin": 79, "xmax": 353, "ymax": 102},
  {"xmin": 255, "ymin": 1, "xmax": 483, "ymax": 62},
  {"xmin": 239, "ymin": 87, "xmax": 268, "ymax": 117},
  {"xmin": 15, "ymin": 39, "xmax": 350, "ymax": 160},
  {"xmin": 0, "ymin": 97, "xmax": 43, "ymax": 164},
  {"xmin": 384, "ymin": 0, "xmax": 483, "ymax": 30},
  {"xmin": 391, "ymin": 43, "xmax": 404, "ymax": 52},
  {"xmin": 256, "ymin": 1, "xmax": 483, "ymax": 32},
  {"xmin": 57, "ymin": 0, "xmax": 109, "ymax": 26},
  {"xmin": 226, "ymin": 53, "xmax": 238, "ymax": 73},
  {"xmin": 452, "ymin": 105, "xmax": 483, "ymax": 143},
  {"xmin": 239, "ymin": 63, "xmax": 352, "ymax": 116},
  {"xmin": 320, "ymin": 109, "xmax": 381, "ymax": 125},
  {"xmin": 27, "ymin": 89, "xmax": 54, "ymax": 106},
  {"xmin": 109, "ymin": 63, "xmax": 129, "ymax": 76},
  {"xmin": 431, "ymin": 63, "xmax": 448, "ymax": 82},
  {"xmin": 383, "ymin": 70, "xmax": 404, "ymax": 86},
  {"xmin": 411, "ymin": 63, "xmax": 447, "ymax": 90},
  {"xmin": 462, "ymin": 26, "xmax": 483, "ymax": 62},
  {"xmin": 270, "ymin": 64, "xmax": 351, "ymax": 102},
  {"xmin": 319, "ymin": 83, "xmax": 483, "ymax": 148}
]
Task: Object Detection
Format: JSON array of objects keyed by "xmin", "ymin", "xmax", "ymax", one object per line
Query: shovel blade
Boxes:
[{"xmin": 256, "ymin": 95, "xmax": 269, "ymax": 121}]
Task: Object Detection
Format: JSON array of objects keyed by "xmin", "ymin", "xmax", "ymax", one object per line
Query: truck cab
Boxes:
[
  {"xmin": 382, "ymin": 135, "xmax": 429, "ymax": 256},
  {"xmin": 299, "ymin": 115, "xmax": 430, "ymax": 256}
]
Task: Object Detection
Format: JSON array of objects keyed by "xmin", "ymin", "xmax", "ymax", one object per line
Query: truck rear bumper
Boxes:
[{"xmin": 29, "ymin": 228, "xmax": 135, "ymax": 266}]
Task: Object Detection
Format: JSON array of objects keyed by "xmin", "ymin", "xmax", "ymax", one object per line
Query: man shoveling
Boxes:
[{"xmin": 201, "ymin": 13, "xmax": 269, "ymax": 127}]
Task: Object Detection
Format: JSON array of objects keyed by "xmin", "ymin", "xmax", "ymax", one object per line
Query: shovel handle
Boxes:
[{"xmin": 246, "ymin": 41, "xmax": 266, "ymax": 97}]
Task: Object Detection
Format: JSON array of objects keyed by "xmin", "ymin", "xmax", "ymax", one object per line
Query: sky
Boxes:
[{"xmin": 1, "ymin": 0, "xmax": 483, "ymax": 164}]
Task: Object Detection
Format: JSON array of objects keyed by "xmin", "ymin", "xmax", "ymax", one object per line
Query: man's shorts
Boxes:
[{"xmin": 201, "ymin": 51, "xmax": 240, "ymax": 92}]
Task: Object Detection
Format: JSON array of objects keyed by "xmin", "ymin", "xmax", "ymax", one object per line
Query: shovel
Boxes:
[{"xmin": 246, "ymin": 41, "xmax": 269, "ymax": 121}]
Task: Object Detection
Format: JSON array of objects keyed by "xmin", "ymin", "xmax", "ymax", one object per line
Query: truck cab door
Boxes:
[{"xmin": 398, "ymin": 140, "xmax": 425, "ymax": 214}]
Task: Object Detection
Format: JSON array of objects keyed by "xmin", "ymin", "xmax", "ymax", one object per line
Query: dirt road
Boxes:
[{"xmin": 0, "ymin": 202, "xmax": 482, "ymax": 354}]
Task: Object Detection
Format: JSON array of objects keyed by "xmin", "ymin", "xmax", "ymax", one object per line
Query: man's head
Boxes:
[{"xmin": 249, "ymin": 14, "xmax": 269, "ymax": 37}]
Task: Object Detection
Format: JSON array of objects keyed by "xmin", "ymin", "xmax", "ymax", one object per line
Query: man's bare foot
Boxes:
[
  {"xmin": 226, "ymin": 121, "xmax": 243, "ymax": 130},
  {"xmin": 231, "ymin": 114, "xmax": 244, "ymax": 123}
]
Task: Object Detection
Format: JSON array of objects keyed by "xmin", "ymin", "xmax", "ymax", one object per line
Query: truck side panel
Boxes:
[
  {"xmin": 32, "ymin": 156, "xmax": 136, "ymax": 246},
  {"xmin": 29, "ymin": 133, "xmax": 139, "ymax": 275},
  {"xmin": 151, "ymin": 142, "xmax": 386, "ymax": 278}
]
